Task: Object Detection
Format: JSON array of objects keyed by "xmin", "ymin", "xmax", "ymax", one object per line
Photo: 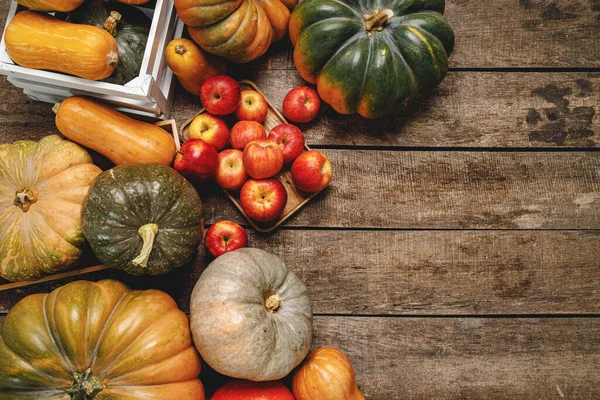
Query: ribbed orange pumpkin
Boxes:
[
  {"xmin": 175, "ymin": 0, "xmax": 297, "ymax": 63},
  {"xmin": 0, "ymin": 135, "xmax": 101, "ymax": 282},
  {"xmin": 292, "ymin": 347, "xmax": 365, "ymax": 400},
  {"xmin": 0, "ymin": 280, "xmax": 205, "ymax": 399},
  {"xmin": 5, "ymin": 11, "xmax": 119, "ymax": 81}
]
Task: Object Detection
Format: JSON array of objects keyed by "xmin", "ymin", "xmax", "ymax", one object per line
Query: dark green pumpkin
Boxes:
[
  {"xmin": 69, "ymin": 0, "xmax": 150, "ymax": 85},
  {"xmin": 289, "ymin": 0, "xmax": 454, "ymax": 118},
  {"xmin": 81, "ymin": 164, "xmax": 204, "ymax": 275}
]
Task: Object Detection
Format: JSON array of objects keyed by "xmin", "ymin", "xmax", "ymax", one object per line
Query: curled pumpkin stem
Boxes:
[
  {"xmin": 364, "ymin": 8, "xmax": 394, "ymax": 32},
  {"xmin": 132, "ymin": 223, "xmax": 159, "ymax": 268}
]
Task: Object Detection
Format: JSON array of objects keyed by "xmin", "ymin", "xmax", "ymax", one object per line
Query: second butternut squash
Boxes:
[{"xmin": 54, "ymin": 97, "xmax": 177, "ymax": 166}]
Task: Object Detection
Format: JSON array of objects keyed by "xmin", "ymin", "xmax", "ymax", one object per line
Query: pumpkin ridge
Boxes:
[
  {"xmin": 35, "ymin": 205, "xmax": 83, "ymax": 248},
  {"xmin": 94, "ymin": 298, "xmax": 178, "ymax": 379},
  {"xmin": 44, "ymin": 289, "xmax": 78, "ymax": 375},
  {"xmin": 107, "ymin": 169, "xmax": 145, "ymax": 226},
  {"xmin": 89, "ymin": 286, "xmax": 129, "ymax": 368},
  {"xmin": 0, "ymin": 335, "xmax": 69, "ymax": 390}
]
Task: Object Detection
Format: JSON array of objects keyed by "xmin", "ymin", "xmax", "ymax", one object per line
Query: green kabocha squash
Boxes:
[
  {"xmin": 289, "ymin": 0, "xmax": 454, "ymax": 118},
  {"xmin": 69, "ymin": 0, "xmax": 151, "ymax": 85},
  {"xmin": 81, "ymin": 164, "xmax": 204, "ymax": 275},
  {"xmin": 0, "ymin": 135, "xmax": 101, "ymax": 282},
  {"xmin": 0, "ymin": 280, "xmax": 205, "ymax": 399}
]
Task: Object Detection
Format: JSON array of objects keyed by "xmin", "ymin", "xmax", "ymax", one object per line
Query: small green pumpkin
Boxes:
[
  {"xmin": 81, "ymin": 164, "xmax": 204, "ymax": 275},
  {"xmin": 289, "ymin": 0, "xmax": 454, "ymax": 118},
  {"xmin": 69, "ymin": 0, "xmax": 151, "ymax": 85}
]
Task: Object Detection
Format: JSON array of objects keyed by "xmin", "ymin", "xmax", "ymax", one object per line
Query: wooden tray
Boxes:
[
  {"xmin": 174, "ymin": 80, "xmax": 323, "ymax": 232},
  {"xmin": 0, "ymin": 119, "xmax": 186, "ymax": 290}
]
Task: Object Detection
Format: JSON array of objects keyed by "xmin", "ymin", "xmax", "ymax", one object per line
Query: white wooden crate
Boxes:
[{"xmin": 0, "ymin": 0, "xmax": 183, "ymax": 119}]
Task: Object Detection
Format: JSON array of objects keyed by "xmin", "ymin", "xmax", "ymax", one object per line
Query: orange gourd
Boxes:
[
  {"xmin": 4, "ymin": 11, "xmax": 119, "ymax": 80},
  {"xmin": 292, "ymin": 347, "xmax": 365, "ymax": 400},
  {"xmin": 54, "ymin": 97, "xmax": 177, "ymax": 166},
  {"xmin": 165, "ymin": 38, "xmax": 227, "ymax": 95}
]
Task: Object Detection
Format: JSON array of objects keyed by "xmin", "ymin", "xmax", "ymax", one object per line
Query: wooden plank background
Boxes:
[{"xmin": 0, "ymin": 0, "xmax": 599, "ymax": 398}]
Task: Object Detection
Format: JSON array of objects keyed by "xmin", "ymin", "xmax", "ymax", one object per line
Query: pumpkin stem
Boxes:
[
  {"xmin": 175, "ymin": 44, "xmax": 187, "ymax": 55},
  {"xmin": 103, "ymin": 11, "xmax": 122, "ymax": 37},
  {"xmin": 132, "ymin": 223, "xmax": 159, "ymax": 268},
  {"xmin": 52, "ymin": 102, "xmax": 62, "ymax": 114},
  {"xmin": 66, "ymin": 368, "xmax": 104, "ymax": 400},
  {"xmin": 364, "ymin": 8, "xmax": 394, "ymax": 32},
  {"xmin": 265, "ymin": 293, "xmax": 282, "ymax": 313},
  {"xmin": 14, "ymin": 188, "xmax": 37, "ymax": 212}
]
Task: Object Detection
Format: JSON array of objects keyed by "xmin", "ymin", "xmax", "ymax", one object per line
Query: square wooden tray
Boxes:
[{"xmin": 173, "ymin": 80, "xmax": 323, "ymax": 232}]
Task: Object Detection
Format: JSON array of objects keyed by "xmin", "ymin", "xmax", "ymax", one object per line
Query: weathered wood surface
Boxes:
[
  {"xmin": 2, "ymin": 71, "xmax": 599, "ymax": 148},
  {"xmin": 196, "ymin": 150, "xmax": 600, "ymax": 229},
  {"xmin": 1, "ymin": 230, "xmax": 599, "ymax": 315},
  {"xmin": 0, "ymin": 315, "xmax": 598, "ymax": 399},
  {"xmin": 238, "ymin": 0, "xmax": 600, "ymax": 70}
]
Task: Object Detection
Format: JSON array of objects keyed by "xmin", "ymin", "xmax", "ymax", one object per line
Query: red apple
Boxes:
[
  {"xmin": 173, "ymin": 139, "xmax": 219, "ymax": 184},
  {"xmin": 188, "ymin": 113, "xmax": 229, "ymax": 151},
  {"xmin": 282, "ymin": 86, "xmax": 320, "ymax": 123},
  {"xmin": 235, "ymin": 89, "xmax": 269, "ymax": 122},
  {"xmin": 200, "ymin": 75, "xmax": 240, "ymax": 115},
  {"xmin": 291, "ymin": 150, "xmax": 332, "ymax": 192},
  {"xmin": 268, "ymin": 123, "xmax": 305, "ymax": 164},
  {"xmin": 240, "ymin": 178, "xmax": 287, "ymax": 222},
  {"xmin": 204, "ymin": 220, "xmax": 247, "ymax": 258},
  {"xmin": 216, "ymin": 149, "xmax": 247, "ymax": 190},
  {"xmin": 213, "ymin": 379, "xmax": 294, "ymax": 400},
  {"xmin": 243, "ymin": 139, "xmax": 284, "ymax": 179},
  {"xmin": 230, "ymin": 121, "xmax": 267, "ymax": 150}
]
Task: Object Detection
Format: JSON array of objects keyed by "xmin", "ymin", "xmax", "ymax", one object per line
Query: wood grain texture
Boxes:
[
  {"xmin": 196, "ymin": 150, "xmax": 600, "ymax": 229},
  {"xmin": 228, "ymin": 0, "xmax": 600, "ymax": 70},
  {"xmin": 2, "ymin": 71, "xmax": 598, "ymax": 149},
  {"xmin": 1, "ymin": 230, "xmax": 598, "ymax": 315},
  {"xmin": 312, "ymin": 316, "xmax": 600, "ymax": 399},
  {"xmin": 0, "ymin": 315, "xmax": 597, "ymax": 399},
  {"xmin": 176, "ymin": 70, "xmax": 600, "ymax": 148}
]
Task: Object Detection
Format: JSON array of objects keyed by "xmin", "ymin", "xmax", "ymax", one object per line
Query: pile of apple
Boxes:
[{"xmin": 174, "ymin": 75, "xmax": 332, "ymax": 224}]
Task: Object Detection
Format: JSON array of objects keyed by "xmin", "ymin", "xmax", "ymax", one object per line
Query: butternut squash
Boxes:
[
  {"xmin": 15, "ymin": 0, "xmax": 83, "ymax": 12},
  {"xmin": 4, "ymin": 11, "xmax": 119, "ymax": 81},
  {"xmin": 165, "ymin": 38, "xmax": 227, "ymax": 96},
  {"xmin": 54, "ymin": 97, "xmax": 177, "ymax": 166}
]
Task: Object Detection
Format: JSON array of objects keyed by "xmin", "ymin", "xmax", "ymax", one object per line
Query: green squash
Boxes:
[
  {"xmin": 69, "ymin": 0, "xmax": 151, "ymax": 85},
  {"xmin": 289, "ymin": 0, "xmax": 454, "ymax": 118},
  {"xmin": 81, "ymin": 164, "xmax": 204, "ymax": 275}
]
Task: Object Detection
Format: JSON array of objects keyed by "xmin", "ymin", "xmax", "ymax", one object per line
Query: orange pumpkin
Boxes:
[
  {"xmin": 4, "ymin": 11, "xmax": 119, "ymax": 80},
  {"xmin": 54, "ymin": 97, "xmax": 177, "ymax": 166},
  {"xmin": 0, "ymin": 280, "xmax": 205, "ymax": 399},
  {"xmin": 292, "ymin": 347, "xmax": 365, "ymax": 400},
  {"xmin": 175, "ymin": 0, "xmax": 297, "ymax": 63},
  {"xmin": 165, "ymin": 38, "xmax": 227, "ymax": 95}
]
